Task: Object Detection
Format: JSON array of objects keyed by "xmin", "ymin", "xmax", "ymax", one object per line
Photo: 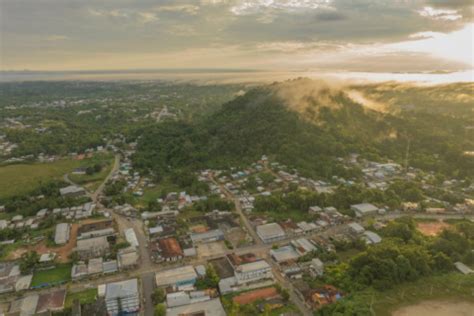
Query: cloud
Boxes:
[
  {"xmin": 230, "ymin": 0, "xmax": 334, "ymax": 15},
  {"xmin": 417, "ymin": 6, "xmax": 462, "ymax": 21},
  {"xmin": 154, "ymin": 4, "xmax": 200, "ymax": 15},
  {"xmin": 45, "ymin": 35, "xmax": 69, "ymax": 41}
]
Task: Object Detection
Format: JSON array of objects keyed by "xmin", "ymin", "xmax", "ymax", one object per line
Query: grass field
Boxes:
[
  {"xmin": 31, "ymin": 263, "xmax": 72, "ymax": 287},
  {"xmin": 0, "ymin": 159, "xmax": 82, "ymax": 198},
  {"xmin": 65, "ymin": 288, "xmax": 98, "ymax": 308},
  {"xmin": 372, "ymin": 273, "xmax": 474, "ymax": 316},
  {"xmin": 68, "ymin": 153, "xmax": 114, "ymax": 191}
]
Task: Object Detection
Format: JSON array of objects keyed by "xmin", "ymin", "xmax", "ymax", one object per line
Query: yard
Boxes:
[
  {"xmin": 65, "ymin": 288, "xmax": 98, "ymax": 308},
  {"xmin": 31, "ymin": 263, "xmax": 72, "ymax": 287},
  {"xmin": 0, "ymin": 159, "xmax": 82, "ymax": 198}
]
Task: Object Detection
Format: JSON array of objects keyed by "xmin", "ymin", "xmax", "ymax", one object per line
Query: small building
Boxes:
[
  {"xmin": 256, "ymin": 223, "xmax": 286, "ymax": 243},
  {"xmin": 104, "ymin": 278, "xmax": 140, "ymax": 316},
  {"xmin": 59, "ymin": 185, "xmax": 86, "ymax": 198},
  {"xmin": 157, "ymin": 238, "xmax": 183, "ymax": 262},
  {"xmin": 190, "ymin": 229, "xmax": 225, "ymax": 244},
  {"xmin": 155, "ymin": 266, "xmax": 197, "ymax": 288},
  {"xmin": 454, "ymin": 262, "xmax": 474, "ymax": 275},
  {"xmin": 363, "ymin": 231, "xmax": 382, "ymax": 244},
  {"xmin": 54, "ymin": 223, "xmax": 70, "ymax": 245},
  {"xmin": 310, "ymin": 258, "xmax": 324, "ymax": 277},
  {"xmin": 117, "ymin": 247, "xmax": 139, "ymax": 270},
  {"xmin": 347, "ymin": 222, "xmax": 365, "ymax": 234},
  {"xmin": 351, "ymin": 203, "xmax": 378, "ymax": 217},
  {"xmin": 124, "ymin": 228, "xmax": 139, "ymax": 248},
  {"xmin": 166, "ymin": 292, "xmax": 191, "ymax": 308},
  {"xmin": 270, "ymin": 245, "xmax": 300, "ymax": 263}
]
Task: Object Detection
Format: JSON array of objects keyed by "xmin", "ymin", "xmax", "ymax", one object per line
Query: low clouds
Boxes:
[
  {"xmin": 418, "ymin": 6, "xmax": 462, "ymax": 21},
  {"xmin": 45, "ymin": 35, "xmax": 69, "ymax": 41}
]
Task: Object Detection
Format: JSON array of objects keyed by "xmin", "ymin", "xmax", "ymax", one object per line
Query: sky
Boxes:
[{"xmin": 0, "ymin": 0, "xmax": 473, "ymax": 74}]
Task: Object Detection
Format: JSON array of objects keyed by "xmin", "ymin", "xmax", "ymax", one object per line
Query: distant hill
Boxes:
[{"xmin": 133, "ymin": 79, "xmax": 474, "ymax": 179}]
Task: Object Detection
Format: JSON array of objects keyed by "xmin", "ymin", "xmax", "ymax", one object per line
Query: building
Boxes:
[
  {"xmin": 347, "ymin": 222, "xmax": 365, "ymax": 234},
  {"xmin": 75, "ymin": 236, "xmax": 110, "ymax": 259},
  {"xmin": 104, "ymin": 278, "xmax": 140, "ymax": 316},
  {"xmin": 310, "ymin": 258, "xmax": 324, "ymax": 277},
  {"xmin": 256, "ymin": 223, "xmax": 286, "ymax": 243},
  {"xmin": 190, "ymin": 229, "xmax": 225, "ymax": 244},
  {"xmin": 155, "ymin": 266, "xmax": 197, "ymax": 288},
  {"xmin": 59, "ymin": 185, "xmax": 86, "ymax": 198},
  {"xmin": 166, "ymin": 298, "xmax": 226, "ymax": 316},
  {"xmin": 363, "ymin": 231, "xmax": 382, "ymax": 244},
  {"xmin": 124, "ymin": 228, "xmax": 139, "ymax": 248},
  {"xmin": 117, "ymin": 247, "xmax": 139, "ymax": 270},
  {"xmin": 166, "ymin": 292, "xmax": 191, "ymax": 308},
  {"xmin": 270, "ymin": 245, "xmax": 300, "ymax": 263},
  {"xmin": 54, "ymin": 223, "xmax": 70, "ymax": 245},
  {"xmin": 454, "ymin": 262, "xmax": 474, "ymax": 275},
  {"xmin": 157, "ymin": 238, "xmax": 183, "ymax": 262},
  {"xmin": 291, "ymin": 238, "xmax": 316, "ymax": 256},
  {"xmin": 351, "ymin": 203, "xmax": 378, "ymax": 217},
  {"xmin": 234, "ymin": 260, "xmax": 273, "ymax": 285}
]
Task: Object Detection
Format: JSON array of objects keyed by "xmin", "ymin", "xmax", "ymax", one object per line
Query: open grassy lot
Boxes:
[
  {"xmin": 31, "ymin": 263, "xmax": 72, "ymax": 287},
  {"xmin": 372, "ymin": 273, "xmax": 474, "ymax": 316},
  {"xmin": 68, "ymin": 153, "xmax": 114, "ymax": 191},
  {"xmin": 0, "ymin": 159, "xmax": 82, "ymax": 198},
  {"xmin": 65, "ymin": 288, "xmax": 98, "ymax": 308}
]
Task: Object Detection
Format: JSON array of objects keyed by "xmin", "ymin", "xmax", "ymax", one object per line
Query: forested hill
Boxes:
[{"xmin": 132, "ymin": 79, "xmax": 474, "ymax": 180}]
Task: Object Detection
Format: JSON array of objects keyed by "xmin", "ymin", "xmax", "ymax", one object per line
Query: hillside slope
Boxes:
[{"xmin": 133, "ymin": 79, "xmax": 474, "ymax": 179}]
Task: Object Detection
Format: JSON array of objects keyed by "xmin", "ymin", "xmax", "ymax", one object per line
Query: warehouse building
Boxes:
[
  {"xmin": 256, "ymin": 223, "xmax": 286, "ymax": 243},
  {"xmin": 54, "ymin": 223, "xmax": 70, "ymax": 245}
]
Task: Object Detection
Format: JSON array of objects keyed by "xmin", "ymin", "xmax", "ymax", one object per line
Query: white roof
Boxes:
[
  {"xmin": 124, "ymin": 228, "xmax": 139, "ymax": 248},
  {"xmin": 352, "ymin": 203, "xmax": 378, "ymax": 214},
  {"xmin": 54, "ymin": 223, "xmax": 70, "ymax": 244},
  {"xmin": 256, "ymin": 223, "xmax": 285, "ymax": 239},
  {"xmin": 149, "ymin": 226, "xmax": 164, "ymax": 234},
  {"xmin": 105, "ymin": 278, "xmax": 139, "ymax": 314},
  {"xmin": 364, "ymin": 231, "xmax": 382, "ymax": 244},
  {"xmin": 270, "ymin": 245, "xmax": 300, "ymax": 262},
  {"xmin": 454, "ymin": 262, "xmax": 474, "ymax": 274},
  {"xmin": 236, "ymin": 260, "xmax": 270, "ymax": 273}
]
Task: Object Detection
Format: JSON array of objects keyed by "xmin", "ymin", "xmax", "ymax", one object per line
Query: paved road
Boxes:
[{"xmin": 92, "ymin": 154, "xmax": 120, "ymax": 203}]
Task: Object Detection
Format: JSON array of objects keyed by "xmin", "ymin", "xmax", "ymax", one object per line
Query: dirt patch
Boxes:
[
  {"xmin": 196, "ymin": 241, "xmax": 226, "ymax": 259},
  {"xmin": 233, "ymin": 287, "xmax": 279, "ymax": 305},
  {"xmin": 417, "ymin": 221, "xmax": 451, "ymax": 237},
  {"xmin": 392, "ymin": 300, "xmax": 474, "ymax": 316}
]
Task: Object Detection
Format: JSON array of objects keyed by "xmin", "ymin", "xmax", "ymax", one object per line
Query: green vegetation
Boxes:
[
  {"xmin": 0, "ymin": 159, "xmax": 82, "ymax": 198},
  {"xmin": 314, "ymin": 218, "xmax": 474, "ymax": 315},
  {"xmin": 68, "ymin": 153, "xmax": 115, "ymax": 191},
  {"xmin": 31, "ymin": 263, "xmax": 72, "ymax": 287},
  {"xmin": 65, "ymin": 288, "xmax": 98, "ymax": 308}
]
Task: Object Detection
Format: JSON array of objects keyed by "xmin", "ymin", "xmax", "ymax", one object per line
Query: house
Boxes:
[
  {"xmin": 190, "ymin": 229, "xmax": 225, "ymax": 244},
  {"xmin": 351, "ymin": 203, "xmax": 379, "ymax": 217},
  {"xmin": 291, "ymin": 238, "xmax": 316, "ymax": 256},
  {"xmin": 270, "ymin": 245, "xmax": 300, "ymax": 263},
  {"xmin": 157, "ymin": 238, "xmax": 183, "ymax": 262},
  {"xmin": 256, "ymin": 223, "xmax": 286, "ymax": 243},
  {"xmin": 124, "ymin": 228, "xmax": 139, "ymax": 248},
  {"xmin": 54, "ymin": 223, "xmax": 70, "ymax": 245},
  {"xmin": 308, "ymin": 206, "xmax": 322, "ymax": 214},
  {"xmin": 117, "ymin": 247, "xmax": 139, "ymax": 270},
  {"xmin": 454, "ymin": 262, "xmax": 474, "ymax": 275},
  {"xmin": 310, "ymin": 258, "xmax": 324, "ymax": 277},
  {"xmin": 155, "ymin": 266, "xmax": 197, "ymax": 288},
  {"xmin": 104, "ymin": 279, "xmax": 140, "ymax": 316},
  {"xmin": 59, "ymin": 185, "xmax": 86, "ymax": 198},
  {"xmin": 347, "ymin": 222, "xmax": 365, "ymax": 235},
  {"xmin": 166, "ymin": 298, "xmax": 226, "ymax": 316},
  {"xmin": 363, "ymin": 231, "xmax": 382, "ymax": 244}
]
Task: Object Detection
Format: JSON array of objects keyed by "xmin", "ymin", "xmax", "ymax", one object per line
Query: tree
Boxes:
[
  {"xmin": 151, "ymin": 288, "xmax": 166, "ymax": 304},
  {"xmin": 20, "ymin": 251, "xmax": 39, "ymax": 274},
  {"xmin": 154, "ymin": 304, "xmax": 166, "ymax": 316}
]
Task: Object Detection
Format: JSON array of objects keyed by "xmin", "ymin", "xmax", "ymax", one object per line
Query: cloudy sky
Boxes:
[{"xmin": 1, "ymin": 0, "xmax": 473, "ymax": 73}]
